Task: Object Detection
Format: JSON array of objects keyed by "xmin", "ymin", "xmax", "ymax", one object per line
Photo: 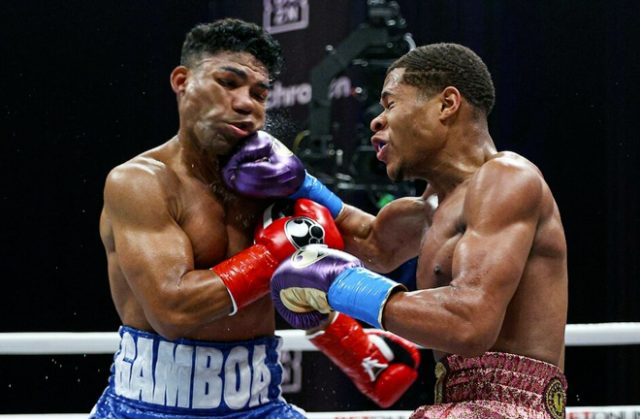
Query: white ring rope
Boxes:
[
  {"xmin": 0, "ymin": 323, "xmax": 638, "ymax": 418},
  {"xmin": 0, "ymin": 322, "xmax": 638, "ymax": 355}
]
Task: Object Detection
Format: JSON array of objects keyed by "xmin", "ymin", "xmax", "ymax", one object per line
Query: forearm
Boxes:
[
  {"xmin": 273, "ymin": 248, "xmax": 498, "ymax": 355},
  {"xmin": 382, "ymin": 287, "xmax": 501, "ymax": 357},
  {"xmin": 142, "ymin": 269, "xmax": 235, "ymax": 340}
]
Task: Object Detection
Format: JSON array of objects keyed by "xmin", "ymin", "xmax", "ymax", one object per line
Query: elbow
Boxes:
[
  {"xmin": 443, "ymin": 291, "xmax": 504, "ymax": 357},
  {"xmin": 147, "ymin": 310, "xmax": 193, "ymax": 341},
  {"xmin": 154, "ymin": 319, "xmax": 190, "ymax": 341},
  {"xmin": 451, "ymin": 322, "xmax": 499, "ymax": 358},
  {"xmin": 144, "ymin": 294, "xmax": 198, "ymax": 341}
]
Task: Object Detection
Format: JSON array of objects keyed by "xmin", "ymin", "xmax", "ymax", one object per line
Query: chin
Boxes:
[
  {"xmin": 205, "ymin": 133, "xmax": 235, "ymax": 154},
  {"xmin": 387, "ymin": 165, "xmax": 402, "ymax": 182}
]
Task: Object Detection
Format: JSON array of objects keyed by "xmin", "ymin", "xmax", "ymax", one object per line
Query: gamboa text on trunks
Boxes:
[{"xmin": 1, "ymin": 323, "xmax": 639, "ymax": 418}]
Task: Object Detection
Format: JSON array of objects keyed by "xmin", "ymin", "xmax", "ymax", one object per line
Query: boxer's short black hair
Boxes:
[
  {"xmin": 389, "ymin": 43, "xmax": 495, "ymax": 115},
  {"xmin": 181, "ymin": 18, "xmax": 283, "ymax": 79}
]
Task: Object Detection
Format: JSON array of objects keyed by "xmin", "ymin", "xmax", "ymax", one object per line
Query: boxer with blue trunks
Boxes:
[
  {"xmin": 91, "ymin": 327, "xmax": 303, "ymax": 418},
  {"xmin": 95, "ymin": 18, "xmax": 420, "ymax": 417}
]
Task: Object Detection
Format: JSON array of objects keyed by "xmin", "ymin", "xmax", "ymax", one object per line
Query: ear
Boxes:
[
  {"xmin": 170, "ymin": 66, "xmax": 189, "ymax": 95},
  {"xmin": 439, "ymin": 86, "xmax": 462, "ymax": 121}
]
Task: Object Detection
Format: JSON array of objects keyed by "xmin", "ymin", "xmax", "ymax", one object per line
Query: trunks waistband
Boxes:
[
  {"xmin": 107, "ymin": 326, "xmax": 284, "ymax": 414},
  {"xmin": 434, "ymin": 352, "xmax": 567, "ymax": 418}
]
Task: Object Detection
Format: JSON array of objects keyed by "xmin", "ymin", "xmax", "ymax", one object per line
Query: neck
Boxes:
[
  {"xmin": 175, "ymin": 131, "xmax": 225, "ymax": 186},
  {"xmin": 425, "ymin": 121, "xmax": 496, "ymax": 200}
]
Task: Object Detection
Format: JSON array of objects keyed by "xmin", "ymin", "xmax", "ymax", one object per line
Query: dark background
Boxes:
[{"xmin": 1, "ymin": 0, "xmax": 639, "ymax": 413}]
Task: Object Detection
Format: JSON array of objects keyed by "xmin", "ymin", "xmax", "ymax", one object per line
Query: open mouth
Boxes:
[
  {"xmin": 226, "ymin": 121, "xmax": 253, "ymax": 138},
  {"xmin": 230, "ymin": 121, "xmax": 253, "ymax": 132},
  {"xmin": 372, "ymin": 138, "xmax": 388, "ymax": 161}
]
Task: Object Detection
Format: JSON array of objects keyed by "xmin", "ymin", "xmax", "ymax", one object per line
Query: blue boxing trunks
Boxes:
[{"xmin": 90, "ymin": 326, "xmax": 306, "ymax": 418}]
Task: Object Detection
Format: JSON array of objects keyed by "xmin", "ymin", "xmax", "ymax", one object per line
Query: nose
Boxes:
[
  {"xmin": 231, "ymin": 87, "xmax": 255, "ymax": 115},
  {"xmin": 370, "ymin": 112, "xmax": 386, "ymax": 132}
]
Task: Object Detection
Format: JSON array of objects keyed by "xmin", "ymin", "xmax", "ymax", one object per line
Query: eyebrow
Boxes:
[
  {"xmin": 219, "ymin": 65, "xmax": 270, "ymax": 90},
  {"xmin": 379, "ymin": 90, "xmax": 393, "ymax": 105}
]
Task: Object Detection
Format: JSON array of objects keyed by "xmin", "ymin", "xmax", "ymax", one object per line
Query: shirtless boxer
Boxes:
[
  {"xmin": 92, "ymin": 18, "xmax": 419, "ymax": 418},
  {"xmin": 225, "ymin": 43, "xmax": 569, "ymax": 418}
]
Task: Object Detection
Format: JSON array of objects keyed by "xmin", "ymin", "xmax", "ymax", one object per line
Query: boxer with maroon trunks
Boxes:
[
  {"xmin": 224, "ymin": 43, "xmax": 569, "ymax": 418},
  {"xmin": 93, "ymin": 18, "xmax": 419, "ymax": 418}
]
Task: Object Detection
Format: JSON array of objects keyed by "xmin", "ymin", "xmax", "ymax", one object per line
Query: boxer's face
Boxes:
[
  {"xmin": 370, "ymin": 68, "xmax": 444, "ymax": 182},
  {"xmin": 172, "ymin": 51, "xmax": 270, "ymax": 154}
]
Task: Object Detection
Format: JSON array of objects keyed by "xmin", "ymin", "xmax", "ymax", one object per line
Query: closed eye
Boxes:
[
  {"xmin": 252, "ymin": 90, "xmax": 268, "ymax": 103},
  {"xmin": 217, "ymin": 78, "xmax": 238, "ymax": 88}
]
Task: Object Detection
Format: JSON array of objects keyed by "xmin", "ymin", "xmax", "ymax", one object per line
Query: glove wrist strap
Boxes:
[
  {"xmin": 289, "ymin": 172, "xmax": 344, "ymax": 218},
  {"xmin": 211, "ymin": 244, "xmax": 279, "ymax": 315},
  {"xmin": 328, "ymin": 267, "xmax": 406, "ymax": 329}
]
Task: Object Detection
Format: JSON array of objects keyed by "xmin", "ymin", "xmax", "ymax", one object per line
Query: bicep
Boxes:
[
  {"xmin": 111, "ymin": 220, "xmax": 194, "ymax": 292},
  {"xmin": 451, "ymin": 165, "xmax": 543, "ymax": 317},
  {"xmin": 452, "ymin": 220, "xmax": 536, "ymax": 307},
  {"xmin": 104, "ymin": 169, "xmax": 194, "ymax": 302}
]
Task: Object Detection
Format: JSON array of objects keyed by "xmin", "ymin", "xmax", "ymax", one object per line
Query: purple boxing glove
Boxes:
[
  {"xmin": 271, "ymin": 245, "xmax": 362, "ymax": 330},
  {"xmin": 223, "ymin": 131, "xmax": 344, "ymax": 218},
  {"xmin": 271, "ymin": 244, "xmax": 406, "ymax": 330},
  {"xmin": 223, "ymin": 130, "xmax": 305, "ymax": 198}
]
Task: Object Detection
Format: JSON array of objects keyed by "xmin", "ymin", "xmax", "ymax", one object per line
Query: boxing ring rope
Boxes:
[
  {"xmin": 1, "ymin": 322, "xmax": 639, "ymax": 418},
  {"xmin": 1, "ymin": 322, "xmax": 639, "ymax": 354}
]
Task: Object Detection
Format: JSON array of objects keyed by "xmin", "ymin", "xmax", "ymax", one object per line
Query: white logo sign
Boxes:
[
  {"xmin": 263, "ymin": 0, "xmax": 309, "ymax": 34},
  {"xmin": 267, "ymin": 76, "xmax": 352, "ymax": 109},
  {"xmin": 361, "ymin": 356, "xmax": 389, "ymax": 382},
  {"xmin": 290, "ymin": 244, "xmax": 330, "ymax": 268}
]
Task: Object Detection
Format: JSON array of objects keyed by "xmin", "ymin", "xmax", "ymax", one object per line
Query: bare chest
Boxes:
[
  {"xmin": 417, "ymin": 192, "xmax": 466, "ymax": 289},
  {"xmin": 177, "ymin": 181, "xmax": 265, "ymax": 268}
]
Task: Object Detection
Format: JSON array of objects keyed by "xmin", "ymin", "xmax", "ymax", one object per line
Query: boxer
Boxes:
[
  {"xmin": 93, "ymin": 18, "xmax": 419, "ymax": 418},
  {"xmin": 225, "ymin": 42, "xmax": 569, "ymax": 418}
]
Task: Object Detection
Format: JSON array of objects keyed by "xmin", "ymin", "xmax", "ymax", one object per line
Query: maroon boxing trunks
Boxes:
[{"xmin": 411, "ymin": 352, "xmax": 567, "ymax": 419}]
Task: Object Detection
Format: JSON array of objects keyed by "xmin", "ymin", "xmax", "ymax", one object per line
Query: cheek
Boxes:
[
  {"xmin": 403, "ymin": 106, "xmax": 433, "ymax": 135},
  {"xmin": 390, "ymin": 112, "xmax": 418, "ymax": 140},
  {"xmin": 188, "ymin": 81, "xmax": 224, "ymax": 107},
  {"xmin": 255, "ymin": 108, "xmax": 266, "ymax": 124}
]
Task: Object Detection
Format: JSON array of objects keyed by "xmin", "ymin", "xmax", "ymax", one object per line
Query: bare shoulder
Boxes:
[
  {"xmin": 481, "ymin": 151, "xmax": 541, "ymax": 177},
  {"xmin": 475, "ymin": 152, "xmax": 543, "ymax": 193},
  {"xmin": 103, "ymin": 147, "xmax": 180, "ymax": 225},
  {"xmin": 106, "ymin": 156, "xmax": 173, "ymax": 199},
  {"xmin": 466, "ymin": 152, "xmax": 546, "ymax": 224}
]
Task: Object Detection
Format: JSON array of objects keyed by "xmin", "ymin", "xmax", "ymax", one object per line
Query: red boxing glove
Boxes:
[
  {"xmin": 310, "ymin": 313, "xmax": 420, "ymax": 408},
  {"xmin": 212, "ymin": 199, "xmax": 343, "ymax": 314}
]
